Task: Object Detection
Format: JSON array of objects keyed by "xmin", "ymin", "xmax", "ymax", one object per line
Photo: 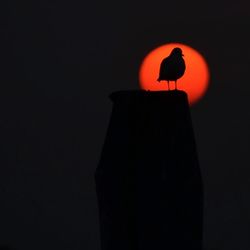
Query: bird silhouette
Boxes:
[{"xmin": 157, "ymin": 47, "xmax": 186, "ymax": 90}]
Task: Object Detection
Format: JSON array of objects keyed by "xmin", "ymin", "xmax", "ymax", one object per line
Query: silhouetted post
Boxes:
[{"xmin": 95, "ymin": 90, "xmax": 203, "ymax": 250}]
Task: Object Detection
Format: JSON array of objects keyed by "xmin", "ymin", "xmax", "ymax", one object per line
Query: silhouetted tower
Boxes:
[{"xmin": 95, "ymin": 90, "xmax": 203, "ymax": 250}]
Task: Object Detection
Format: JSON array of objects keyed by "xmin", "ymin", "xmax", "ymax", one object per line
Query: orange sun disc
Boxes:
[{"xmin": 139, "ymin": 43, "xmax": 210, "ymax": 105}]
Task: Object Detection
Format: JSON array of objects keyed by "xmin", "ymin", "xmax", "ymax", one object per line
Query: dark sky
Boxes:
[{"xmin": 1, "ymin": 1, "xmax": 250, "ymax": 249}]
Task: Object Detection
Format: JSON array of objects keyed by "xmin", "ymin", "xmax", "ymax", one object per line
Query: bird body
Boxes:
[{"xmin": 157, "ymin": 47, "xmax": 186, "ymax": 90}]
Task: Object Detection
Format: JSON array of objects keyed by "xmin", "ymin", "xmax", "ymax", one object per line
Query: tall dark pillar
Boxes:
[{"xmin": 95, "ymin": 90, "xmax": 203, "ymax": 250}]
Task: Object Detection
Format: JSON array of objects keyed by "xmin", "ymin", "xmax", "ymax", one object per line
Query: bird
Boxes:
[{"xmin": 157, "ymin": 47, "xmax": 186, "ymax": 90}]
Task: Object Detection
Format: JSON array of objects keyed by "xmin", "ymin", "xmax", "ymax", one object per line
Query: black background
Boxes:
[{"xmin": 1, "ymin": 1, "xmax": 250, "ymax": 249}]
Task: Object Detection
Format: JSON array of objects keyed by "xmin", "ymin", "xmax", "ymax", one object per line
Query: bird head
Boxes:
[{"xmin": 170, "ymin": 47, "xmax": 184, "ymax": 57}]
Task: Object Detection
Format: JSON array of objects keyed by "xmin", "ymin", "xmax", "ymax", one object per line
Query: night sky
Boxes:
[{"xmin": 1, "ymin": 1, "xmax": 250, "ymax": 249}]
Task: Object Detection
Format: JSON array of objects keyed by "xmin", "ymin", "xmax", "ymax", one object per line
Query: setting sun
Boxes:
[{"xmin": 139, "ymin": 43, "xmax": 210, "ymax": 105}]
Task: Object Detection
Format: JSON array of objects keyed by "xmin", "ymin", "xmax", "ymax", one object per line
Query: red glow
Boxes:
[{"xmin": 139, "ymin": 43, "xmax": 210, "ymax": 105}]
